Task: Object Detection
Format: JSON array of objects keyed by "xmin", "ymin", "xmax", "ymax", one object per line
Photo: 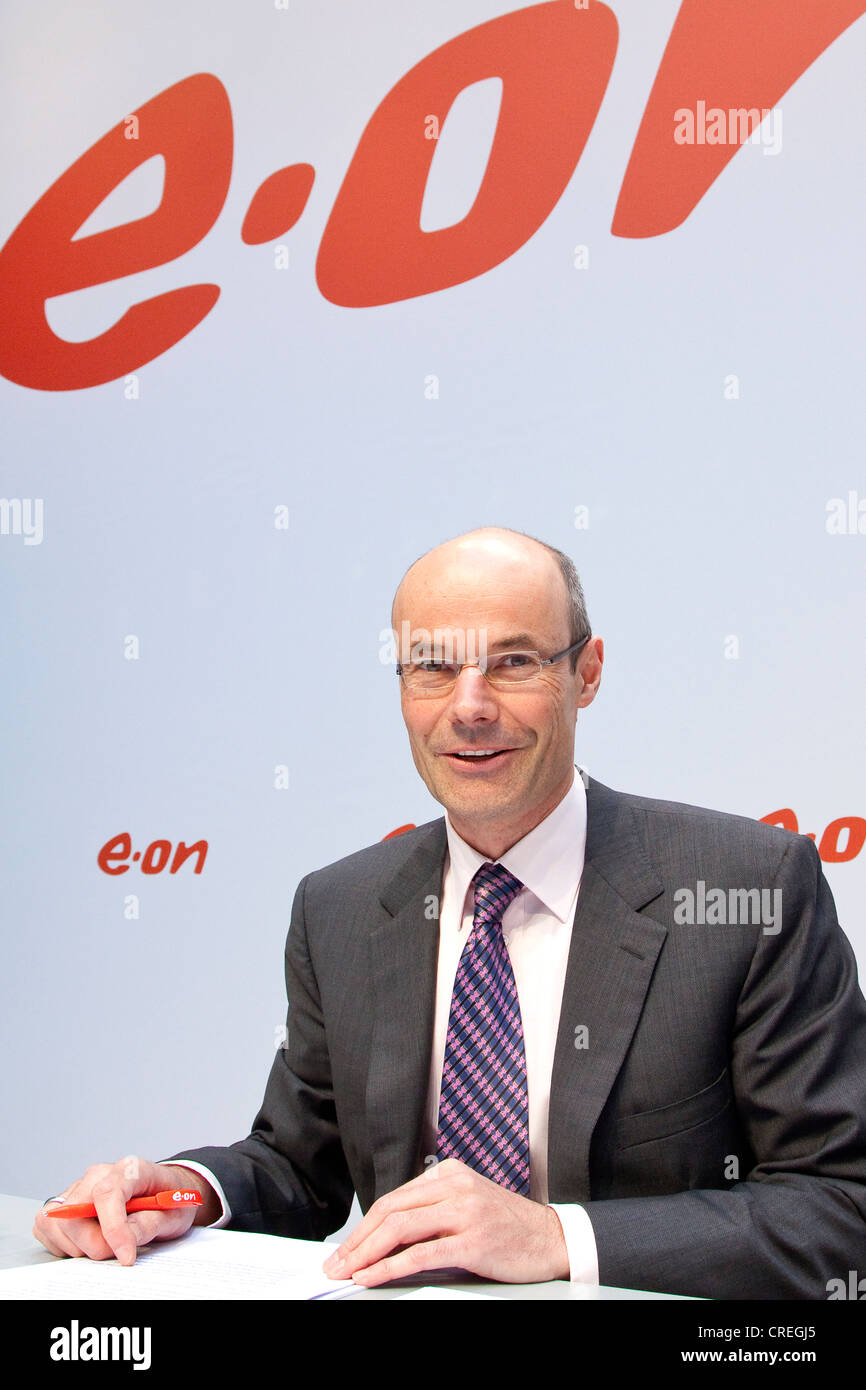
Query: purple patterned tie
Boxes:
[{"xmin": 436, "ymin": 862, "xmax": 530, "ymax": 1194}]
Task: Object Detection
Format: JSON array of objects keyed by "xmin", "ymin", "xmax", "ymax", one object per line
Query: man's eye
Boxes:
[
  {"xmin": 418, "ymin": 660, "xmax": 447, "ymax": 673},
  {"xmin": 498, "ymin": 653, "xmax": 532, "ymax": 667}
]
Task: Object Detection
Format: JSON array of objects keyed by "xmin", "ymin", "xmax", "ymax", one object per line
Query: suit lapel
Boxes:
[
  {"xmin": 548, "ymin": 777, "xmax": 667, "ymax": 1202},
  {"xmin": 366, "ymin": 821, "xmax": 446, "ymax": 1200}
]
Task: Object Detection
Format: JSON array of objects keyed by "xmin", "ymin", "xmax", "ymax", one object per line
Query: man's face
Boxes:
[{"xmin": 392, "ymin": 537, "xmax": 601, "ymax": 854}]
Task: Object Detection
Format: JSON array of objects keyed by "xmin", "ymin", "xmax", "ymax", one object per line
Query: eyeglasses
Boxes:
[{"xmin": 396, "ymin": 635, "xmax": 591, "ymax": 697}]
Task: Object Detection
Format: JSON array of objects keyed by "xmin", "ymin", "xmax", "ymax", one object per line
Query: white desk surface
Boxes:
[{"xmin": 0, "ymin": 1193, "xmax": 691, "ymax": 1301}]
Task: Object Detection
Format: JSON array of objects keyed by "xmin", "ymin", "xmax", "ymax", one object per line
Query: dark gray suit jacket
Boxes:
[{"xmin": 172, "ymin": 776, "xmax": 866, "ymax": 1299}]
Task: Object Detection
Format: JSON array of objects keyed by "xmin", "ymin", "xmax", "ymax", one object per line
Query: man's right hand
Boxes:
[{"xmin": 32, "ymin": 1157, "xmax": 221, "ymax": 1265}]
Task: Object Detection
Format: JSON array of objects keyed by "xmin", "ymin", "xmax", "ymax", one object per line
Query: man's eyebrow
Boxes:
[
  {"xmin": 487, "ymin": 634, "xmax": 537, "ymax": 650},
  {"xmin": 407, "ymin": 632, "xmax": 540, "ymax": 653}
]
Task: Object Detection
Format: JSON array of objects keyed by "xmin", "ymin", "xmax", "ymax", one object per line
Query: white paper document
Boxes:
[{"xmin": 0, "ymin": 1227, "xmax": 357, "ymax": 1300}]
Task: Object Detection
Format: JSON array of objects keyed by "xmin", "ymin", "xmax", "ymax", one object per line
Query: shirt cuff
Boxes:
[
  {"xmin": 158, "ymin": 1160, "xmax": 232, "ymax": 1228},
  {"xmin": 547, "ymin": 1203, "xmax": 600, "ymax": 1284}
]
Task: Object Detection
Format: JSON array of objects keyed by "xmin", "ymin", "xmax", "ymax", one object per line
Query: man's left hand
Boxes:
[{"xmin": 321, "ymin": 1158, "xmax": 570, "ymax": 1287}]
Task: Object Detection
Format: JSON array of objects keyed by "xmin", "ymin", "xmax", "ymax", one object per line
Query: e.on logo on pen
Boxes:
[
  {"xmin": 0, "ymin": 0, "xmax": 861, "ymax": 391},
  {"xmin": 97, "ymin": 832, "xmax": 208, "ymax": 875}
]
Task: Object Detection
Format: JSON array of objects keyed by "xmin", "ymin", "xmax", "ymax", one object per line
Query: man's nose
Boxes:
[{"xmin": 447, "ymin": 664, "xmax": 499, "ymax": 721}]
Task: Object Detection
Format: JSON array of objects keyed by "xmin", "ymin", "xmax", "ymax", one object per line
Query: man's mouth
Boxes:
[{"xmin": 444, "ymin": 748, "xmax": 513, "ymax": 764}]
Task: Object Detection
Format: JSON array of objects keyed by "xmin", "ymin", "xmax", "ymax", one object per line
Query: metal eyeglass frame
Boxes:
[{"xmin": 396, "ymin": 633, "xmax": 592, "ymax": 695}]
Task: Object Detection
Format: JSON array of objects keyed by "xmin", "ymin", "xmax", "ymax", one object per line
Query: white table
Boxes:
[{"xmin": 0, "ymin": 1193, "xmax": 691, "ymax": 1300}]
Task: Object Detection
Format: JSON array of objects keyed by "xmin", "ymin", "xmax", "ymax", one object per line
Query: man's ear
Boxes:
[{"xmin": 576, "ymin": 636, "xmax": 603, "ymax": 709}]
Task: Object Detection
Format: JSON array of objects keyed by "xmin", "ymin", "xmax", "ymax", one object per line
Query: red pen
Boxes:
[{"xmin": 46, "ymin": 1189, "xmax": 203, "ymax": 1219}]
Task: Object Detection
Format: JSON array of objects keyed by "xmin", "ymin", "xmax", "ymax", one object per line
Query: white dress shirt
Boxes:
[
  {"xmin": 422, "ymin": 767, "xmax": 598, "ymax": 1282},
  {"xmin": 169, "ymin": 766, "xmax": 599, "ymax": 1283}
]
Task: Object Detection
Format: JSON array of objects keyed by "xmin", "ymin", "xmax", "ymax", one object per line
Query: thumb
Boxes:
[{"xmin": 126, "ymin": 1206, "xmax": 196, "ymax": 1251}]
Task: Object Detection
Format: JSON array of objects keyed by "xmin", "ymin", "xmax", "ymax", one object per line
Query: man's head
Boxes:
[{"xmin": 391, "ymin": 527, "xmax": 603, "ymax": 858}]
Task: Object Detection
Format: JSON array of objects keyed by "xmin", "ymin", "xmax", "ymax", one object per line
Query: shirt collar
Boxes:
[{"xmin": 444, "ymin": 767, "xmax": 587, "ymax": 926}]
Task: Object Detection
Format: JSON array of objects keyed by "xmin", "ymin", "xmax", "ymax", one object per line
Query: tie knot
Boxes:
[{"xmin": 472, "ymin": 862, "xmax": 523, "ymax": 923}]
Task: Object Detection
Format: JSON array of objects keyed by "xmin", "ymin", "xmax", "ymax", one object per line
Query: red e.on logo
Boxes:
[{"xmin": 98, "ymin": 832, "xmax": 208, "ymax": 875}]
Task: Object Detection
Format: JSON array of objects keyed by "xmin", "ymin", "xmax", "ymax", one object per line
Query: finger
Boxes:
[
  {"xmin": 32, "ymin": 1162, "xmax": 138, "ymax": 1262},
  {"xmin": 351, "ymin": 1236, "xmax": 462, "ymax": 1288},
  {"xmin": 329, "ymin": 1204, "xmax": 458, "ymax": 1279},
  {"xmin": 38, "ymin": 1207, "xmax": 195, "ymax": 1264},
  {"xmin": 32, "ymin": 1215, "xmax": 81, "ymax": 1260},
  {"xmin": 33, "ymin": 1195, "xmax": 102, "ymax": 1260},
  {"xmin": 92, "ymin": 1178, "xmax": 141, "ymax": 1265},
  {"xmin": 326, "ymin": 1162, "xmax": 463, "ymax": 1266},
  {"xmin": 88, "ymin": 1200, "xmax": 193, "ymax": 1265},
  {"xmin": 47, "ymin": 1216, "xmax": 120, "ymax": 1262},
  {"xmin": 127, "ymin": 1210, "xmax": 197, "ymax": 1250}
]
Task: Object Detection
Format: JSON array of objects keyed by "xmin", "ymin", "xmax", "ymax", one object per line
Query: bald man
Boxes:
[{"xmin": 34, "ymin": 529, "xmax": 866, "ymax": 1298}]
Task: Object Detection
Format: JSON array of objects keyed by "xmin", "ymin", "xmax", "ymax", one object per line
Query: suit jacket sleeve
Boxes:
[
  {"xmin": 583, "ymin": 834, "xmax": 866, "ymax": 1299},
  {"xmin": 166, "ymin": 873, "xmax": 354, "ymax": 1241}
]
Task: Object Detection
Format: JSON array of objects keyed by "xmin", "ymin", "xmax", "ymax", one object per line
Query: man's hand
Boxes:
[
  {"xmin": 32, "ymin": 1157, "xmax": 220, "ymax": 1265},
  {"xmin": 321, "ymin": 1158, "xmax": 570, "ymax": 1286}
]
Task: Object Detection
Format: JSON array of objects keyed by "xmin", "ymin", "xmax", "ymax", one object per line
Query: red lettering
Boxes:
[
  {"xmin": 241, "ymin": 164, "xmax": 315, "ymax": 245},
  {"xmin": 613, "ymin": 0, "xmax": 864, "ymax": 237},
  {"xmin": 141, "ymin": 839, "xmax": 172, "ymax": 874},
  {"xmin": 760, "ymin": 808, "xmax": 799, "ymax": 833},
  {"xmin": 382, "ymin": 824, "xmax": 417, "ymax": 840},
  {"xmin": 170, "ymin": 840, "xmax": 208, "ymax": 874},
  {"xmin": 98, "ymin": 832, "xmax": 132, "ymax": 875},
  {"xmin": 818, "ymin": 816, "xmax": 866, "ymax": 864},
  {"xmin": 317, "ymin": 1, "xmax": 617, "ymax": 306},
  {"xmin": 3, "ymin": 6, "xmax": 863, "ymax": 374},
  {"xmin": 0, "ymin": 74, "xmax": 233, "ymax": 390}
]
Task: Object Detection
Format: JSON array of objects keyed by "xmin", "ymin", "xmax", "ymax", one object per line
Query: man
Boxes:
[{"xmin": 34, "ymin": 528, "xmax": 866, "ymax": 1298}]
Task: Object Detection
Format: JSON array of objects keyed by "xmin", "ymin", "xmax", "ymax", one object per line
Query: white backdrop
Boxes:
[{"xmin": 1, "ymin": 0, "xmax": 864, "ymax": 1208}]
